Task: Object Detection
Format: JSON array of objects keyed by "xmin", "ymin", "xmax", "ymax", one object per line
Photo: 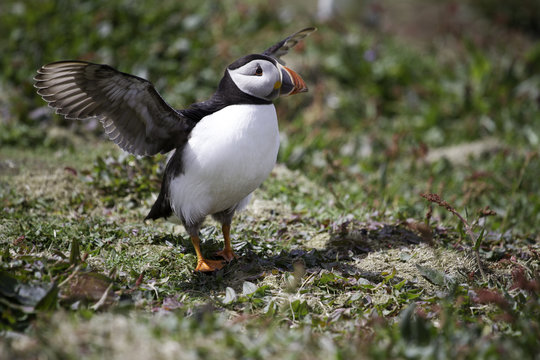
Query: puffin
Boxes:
[{"xmin": 34, "ymin": 27, "xmax": 316, "ymax": 272}]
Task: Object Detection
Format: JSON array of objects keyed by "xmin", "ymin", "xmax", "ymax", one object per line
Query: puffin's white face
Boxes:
[{"xmin": 228, "ymin": 59, "xmax": 282, "ymax": 101}]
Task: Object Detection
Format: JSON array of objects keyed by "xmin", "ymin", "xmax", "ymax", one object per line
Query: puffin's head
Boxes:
[{"xmin": 227, "ymin": 54, "xmax": 307, "ymax": 102}]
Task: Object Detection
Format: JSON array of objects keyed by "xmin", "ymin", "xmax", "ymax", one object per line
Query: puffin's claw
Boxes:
[
  {"xmin": 216, "ymin": 248, "xmax": 239, "ymax": 262},
  {"xmin": 195, "ymin": 259, "xmax": 225, "ymax": 272}
]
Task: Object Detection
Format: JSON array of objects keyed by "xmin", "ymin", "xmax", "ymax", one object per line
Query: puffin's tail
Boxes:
[
  {"xmin": 145, "ymin": 146, "xmax": 184, "ymax": 221},
  {"xmin": 145, "ymin": 187, "xmax": 172, "ymax": 221}
]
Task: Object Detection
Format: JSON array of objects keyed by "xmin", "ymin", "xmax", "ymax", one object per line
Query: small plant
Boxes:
[{"xmin": 421, "ymin": 192, "xmax": 496, "ymax": 280}]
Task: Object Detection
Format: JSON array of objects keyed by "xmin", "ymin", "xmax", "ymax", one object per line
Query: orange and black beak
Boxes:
[{"xmin": 278, "ymin": 64, "xmax": 308, "ymax": 96}]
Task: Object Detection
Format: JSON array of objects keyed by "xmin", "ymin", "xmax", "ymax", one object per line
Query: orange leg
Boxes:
[
  {"xmin": 191, "ymin": 235, "xmax": 224, "ymax": 272},
  {"xmin": 216, "ymin": 224, "xmax": 238, "ymax": 262}
]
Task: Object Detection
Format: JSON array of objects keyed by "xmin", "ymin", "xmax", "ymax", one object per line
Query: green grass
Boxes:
[
  {"xmin": 1, "ymin": 0, "xmax": 540, "ymax": 358},
  {"xmin": 2, "ymin": 143, "xmax": 539, "ymax": 358}
]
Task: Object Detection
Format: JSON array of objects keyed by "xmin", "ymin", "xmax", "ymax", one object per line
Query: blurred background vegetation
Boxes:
[{"xmin": 1, "ymin": 0, "xmax": 539, "ymax": 232}]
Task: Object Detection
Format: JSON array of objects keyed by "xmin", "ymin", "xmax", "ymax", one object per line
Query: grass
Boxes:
[
  {"xmin": 1, "ymin": 0, "xmax": 540, "ymax": 358},
  {"xmin": 1, "ymin": 143, "xmax": 538, "ymax": 358}
]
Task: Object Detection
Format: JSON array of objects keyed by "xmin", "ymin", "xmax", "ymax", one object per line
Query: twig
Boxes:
[
  {"xmin": 91, "ymin": 283, "xmax": 113, "ymax": 311},
  {"xmin": 421, "ymin": 193, "xmax": 486, "ymax": 281},
  {"xmin": 58, "ymin": 265, "xmax": 81, "ymax": 288}
]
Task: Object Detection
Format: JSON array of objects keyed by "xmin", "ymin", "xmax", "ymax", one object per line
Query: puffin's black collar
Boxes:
[{"xmin": 180, "ymin": 70, "xmax": 271, "ymax": 122}]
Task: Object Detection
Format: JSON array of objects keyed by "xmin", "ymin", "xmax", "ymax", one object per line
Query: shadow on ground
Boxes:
[{"xmin": 172, "ymin": 223, "xmax": 430, "ymax": 291}]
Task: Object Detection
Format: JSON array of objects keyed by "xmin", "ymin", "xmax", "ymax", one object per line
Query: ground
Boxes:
[{"xmin": 1, "ymin": 139, "xmax": 538, "ymax": 359}]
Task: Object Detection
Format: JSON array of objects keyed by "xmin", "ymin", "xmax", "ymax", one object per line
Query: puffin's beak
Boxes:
[{"xmin": 278, "ymin": 64, "xmax": 308, "ymax": 96}]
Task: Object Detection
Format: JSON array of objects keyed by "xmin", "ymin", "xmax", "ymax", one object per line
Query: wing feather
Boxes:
[
  {"xmin": 34, "ymin": 61, "xmax": 195, "ymax": 155},
  {"xmin": 262, "ymin": 27, "xmax": 316, "ymax": 64}
]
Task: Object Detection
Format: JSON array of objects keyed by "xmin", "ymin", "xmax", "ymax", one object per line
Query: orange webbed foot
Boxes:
[
  {"xmin": 216, "ymin": 248, "xmax": 239, "ymax": 262},
  {"xmin": 195, "ymin": 259, "xmax": 225, "ymax": 272}
]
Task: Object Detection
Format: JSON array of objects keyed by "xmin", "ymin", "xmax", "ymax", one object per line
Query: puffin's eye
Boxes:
[{"xmin": 254, "ymin": 64, "xmax": 263, "ymax": 76}]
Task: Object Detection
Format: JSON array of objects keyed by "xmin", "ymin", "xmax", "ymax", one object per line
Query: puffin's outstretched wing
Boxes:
[
  {"xmin": 262, "ymin": 27, "xmax": 316, "ymax": 64},
  {"xmin": 34, "ymin": 61, "xmax": 195, "ymax": 156}
]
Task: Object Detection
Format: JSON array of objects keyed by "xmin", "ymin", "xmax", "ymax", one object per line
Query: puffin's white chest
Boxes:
[{"xmin": 169, "ymin": 104, "xmax": 280, "ymax": 224}]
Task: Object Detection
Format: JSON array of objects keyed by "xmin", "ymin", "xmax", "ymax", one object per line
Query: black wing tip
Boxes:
[
  {"xmin": 33, "ymin": 60, "xmax": 90, "ymax": 85},
  {"xmin": 262, "ymin": 27, "xmax": 317, "ymax": 59},
  {"xmin": 42, "ymin": 60, "xmax": 91, "ymax": 66},
  {"xmin": 298, "ymin": 26, "xmax": 317, "ymax": 34},
  {"xmin": 36, "ymin": 60, "xmax": 90, "ymax": 72}
]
